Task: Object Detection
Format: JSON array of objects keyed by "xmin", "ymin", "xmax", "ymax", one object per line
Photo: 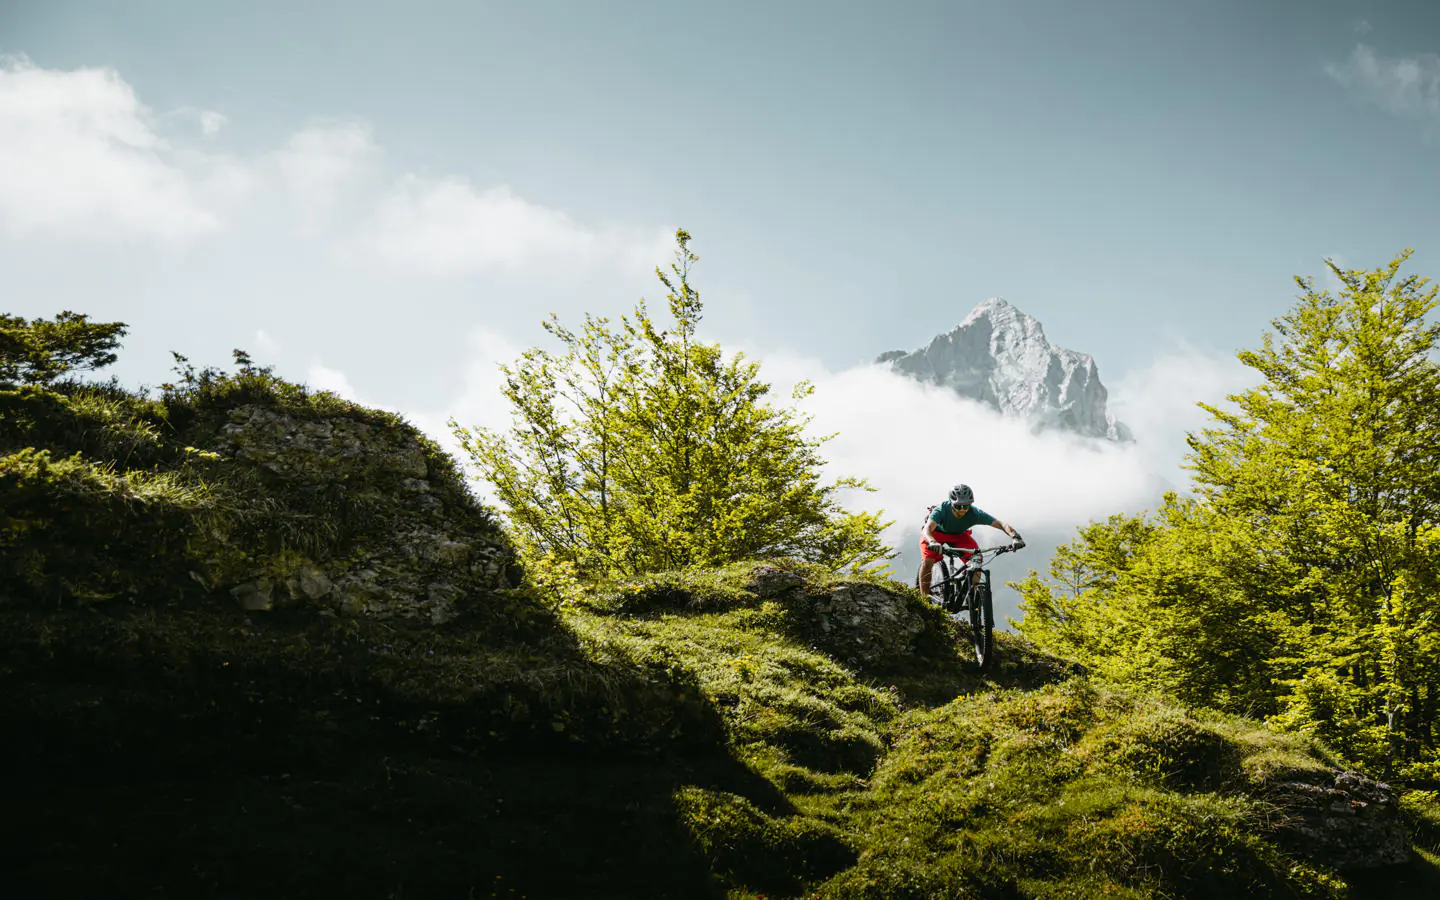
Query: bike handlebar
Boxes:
[{"xmin": 937, "ymin": 543, "xmax": 1023, "ymax": 557}]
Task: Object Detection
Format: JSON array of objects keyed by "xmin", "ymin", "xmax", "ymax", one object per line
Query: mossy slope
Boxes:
[{"xmin": 1, "ymin": 373, "xmax": 1430, "ymax": 899}]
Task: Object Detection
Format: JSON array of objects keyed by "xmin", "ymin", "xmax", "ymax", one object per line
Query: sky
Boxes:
[{"xmin": 4, "ymin": 0, "xmax": 1439, "ymax": 619}]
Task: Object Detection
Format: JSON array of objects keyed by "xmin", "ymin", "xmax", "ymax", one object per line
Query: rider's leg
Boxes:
[
  {"xmin": 954, "ymin": 532, "xmax": 981, "ymax": 587},
  {"xmin": 918, "ymin": 537, "xmax": 941, "ymax": 595}
]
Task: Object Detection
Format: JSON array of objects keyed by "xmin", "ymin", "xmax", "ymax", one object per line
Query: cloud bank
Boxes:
[
  {"xmin": 750, "ymin": 347, "xmax": 1247, "ymax": 545},
  {"xmin": 398, "ymin": 327, "xmax": 1253, "ymax": 624},
  {"xmin": 351, "ymin": 177, "xmax": 673, "ymax": 277},
  {"xmin": 0, "ymin": 56, "xmax": 253, "ymax": 244},
  {"xmin": 1327, "ymin": 44, "xmax": 1440, "ymax": 125},
  {"xmin": 0, "ymin": 57, "xmax": 668, "ymax": 275}
]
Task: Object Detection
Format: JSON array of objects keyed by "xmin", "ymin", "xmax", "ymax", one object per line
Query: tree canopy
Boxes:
[
  {"xmin": 452, "ymin": 230, "xmax": 893, "ymax": 580},
  {"xmin": 1015, "ymin": 250, "xmax": 1440, "ymax": 779},
  {"xmin": 0, "ymin": 311, "xmax": 128, "ymax": 387}
]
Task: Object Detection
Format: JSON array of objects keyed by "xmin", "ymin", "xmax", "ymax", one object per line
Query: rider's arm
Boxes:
[
  {"xmin": 991, "ymin": 519, "xmax": 1022, "ymax": 540},
  {"xmin": 922, "ymin": 519, "xmax": 938, "ymax": 544}
]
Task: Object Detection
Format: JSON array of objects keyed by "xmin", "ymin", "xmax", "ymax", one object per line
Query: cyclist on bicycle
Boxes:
[{"xmin": 918, "ymin": 483, "xmax": 1024, "ymax": 598}]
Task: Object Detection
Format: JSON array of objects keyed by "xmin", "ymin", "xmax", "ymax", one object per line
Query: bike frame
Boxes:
[
  {"xmin": 933, "ymin": 544, "xmax": 1015, "ymax": 609},
  {"xmin": 924, "ymin": 542, "xmax": 1022, "ymax": 672}
]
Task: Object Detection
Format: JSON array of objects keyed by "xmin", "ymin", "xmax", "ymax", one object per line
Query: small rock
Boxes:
[
  {"xmin": 746, "ymin": 565, "xmax": 805, "ymax": 598},
  {"xmin": 231, "ymin": 578, "xmax": 274, "ymax": 611},
  {"xmin": 297, "ymin": 566, "xmax": 333, "ymax": 600}
]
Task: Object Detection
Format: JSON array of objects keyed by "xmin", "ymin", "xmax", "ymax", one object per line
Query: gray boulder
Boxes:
[
  {"xmin": 1265, "ymin": 769, "xmax": 1410, "ymax": 870},
  {"xmin": 206, "ymin": 403, "xmax": 520, "ymax": 624}
]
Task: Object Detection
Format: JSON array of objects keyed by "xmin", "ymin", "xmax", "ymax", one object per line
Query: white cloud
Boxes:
[
  {"xmin": 160, "ymin": 106, "xmax": 229, "ymax": 137},
  {"xmin": 1327, "ymin": 44, "xmax": 1440, "ymax": 124},
  {"xmin": 199, "ymin": 110, "xmax": 227, "ymax": 137},
  {"xmin": 0, "ymin": 58, "xmax": 670, "ymax": 273},
  {"xmin": 306, "ymin": 362, "xmax": 360, "ymax": 400},
  {"xmin": 760, "ymin": 358, "xmax": 1167, "ymax": 535},
  {"xmin": 271, "ymin": 120, "xmax": 380, "ymax": 231},
  {"xmin": 350, "ymin": 175, "xmax": 673, "ymax": 277},
  {"xmin": 1355, "ymin": 20, "xmax": 1373, "ymax": 37},
  {"xmin": 0, "ymin": 56, "xmax": 254, "ymax": 244},
  {"xmin": 1108, "ymin": 344, "xmax": 1253, "ymax": 486},
  {"xmin": 737, "ymin": 343, "xmax": 1255, "ymax": 620},
  {"xmin": 404, "ymin": 327, "xmax": 526, "ymax": 504},
  {"xmin": 253, "ymin": 329, "xmax": 281, "ymax": 358}
]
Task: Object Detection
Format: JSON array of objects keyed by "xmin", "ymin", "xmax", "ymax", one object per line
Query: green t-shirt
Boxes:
[{"xmin": 929, "ymin": 501, "xmax": 995, "ymax": 535}]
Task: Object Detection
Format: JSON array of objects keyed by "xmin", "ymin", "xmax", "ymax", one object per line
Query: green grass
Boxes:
[
  {"xmin": 1, "ymin": 551, "xmax": 1388, "ymax": 899},
  {"xmin": 0, "ymin": 369, "xmax": 1422, "ymax": 899},
  {"xmin": 819, "ymin": 681, "xmax": 1348, "ymax": 899}
]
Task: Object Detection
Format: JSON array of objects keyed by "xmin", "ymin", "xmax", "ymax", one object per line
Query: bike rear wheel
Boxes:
[{"xmin": 969, "ymin": 580, "xmax": 994, "ymax": 669}]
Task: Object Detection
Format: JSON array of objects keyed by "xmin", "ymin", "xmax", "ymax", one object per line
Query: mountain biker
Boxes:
[{"xmin": 918, "ymin": 483, "xmax": 1024, "ymax": 598}]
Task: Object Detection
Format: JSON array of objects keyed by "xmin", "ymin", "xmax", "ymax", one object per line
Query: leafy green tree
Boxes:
[
  {"xmin": 0, "ymin": 312, "xmax": 128, "ymax": 387},
  {"xmin": 452, "ymin": 230, "xmax": 894, "ymax": 580},
  {"xmin": 1016, "ymin": 250, "xmax": 1440, "ymax": 777}
]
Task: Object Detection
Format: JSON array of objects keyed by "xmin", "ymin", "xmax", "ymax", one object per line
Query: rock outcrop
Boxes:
[
  {"xmin": 204, "ymin": 402, "xmax": 521, "ymax": 624},
  {"xmin": 877, "ymin": 297, "xmax": 1132, "ymax": 442},
  {"xmin": 744, "ymin": 564, "xmax": 948, "ymax": 672},
  {"xmin": 1265, "ymin": 769, "xmax": 1410, "ymax": 870}
]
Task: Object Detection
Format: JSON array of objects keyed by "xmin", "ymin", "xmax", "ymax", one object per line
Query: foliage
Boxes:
[
  {"xmin": 1016, "ymin": 250, "xmax": 1440, "ymax": 779},
  {"xmin": 0, "ymin": 311, "xmax": 127, "ymax": 386},
  {"xmin": 452, "ymin": 230, "xmax": 893, "ymax": 580},
  {"xmin": 0, "ymin": 458, "xmax": 1408, "ymax": 900},
  {"xmin": 0, "ymin": 447, "xmax": 214, "ymax": 604},
  {"xmin": 1, "ymin": 333, "xmax": 508, "ymax": 619},
  {"xmin": 816, "ymin": 680, "xmax": 1348, "ymax": 900},
  {"xmin": 4, "ymin": 291, "xmax": 1428, "ymax": 897}
]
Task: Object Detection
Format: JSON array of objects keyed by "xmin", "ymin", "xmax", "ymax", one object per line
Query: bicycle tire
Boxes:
[{"xmin": 970, "ymin": 578, "xmax": 994, "ymax": 669}]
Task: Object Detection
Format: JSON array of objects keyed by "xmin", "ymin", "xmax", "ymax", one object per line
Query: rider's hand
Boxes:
[
  {"xmin": 926, "ymin": 541, "xmax": 941, "ymax": 553},
  {"xmin": 1011, "ymin": 533, "xmax": 1025, "ymax": 549}
]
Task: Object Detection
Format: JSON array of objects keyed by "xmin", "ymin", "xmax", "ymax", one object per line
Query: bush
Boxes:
[
  {"xmin": 0, "ymin": 448, "xmax": 214, "ymax": 605},
  {"xmin": 674, "ymin": 786, "xmax": 855, "ymax": 893}
]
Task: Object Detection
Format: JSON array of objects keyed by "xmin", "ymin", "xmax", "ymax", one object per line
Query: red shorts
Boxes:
[{"xmin": 920, "ymin": 529, "xmax": 977, "ymax": 562}]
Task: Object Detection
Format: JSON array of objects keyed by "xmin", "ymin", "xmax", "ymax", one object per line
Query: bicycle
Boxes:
[{"xmin": 917, "ymin": 541, "xmax": 1024, "ymax": 671}]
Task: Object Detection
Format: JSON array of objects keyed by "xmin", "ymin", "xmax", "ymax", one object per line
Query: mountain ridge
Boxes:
[{"xmin": 877, "ymin": 297, "xmax": 1133, "ymax": 442}]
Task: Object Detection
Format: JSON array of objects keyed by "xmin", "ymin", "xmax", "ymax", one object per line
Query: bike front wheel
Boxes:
[{"xmin": 969, "ymin": 580, "xmax": 994, "ymax": 670}]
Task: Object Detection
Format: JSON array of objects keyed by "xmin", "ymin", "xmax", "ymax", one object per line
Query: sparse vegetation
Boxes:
[
  {"xmin": 5, "ymin": 244, "xmax": 1438, "ymax": 897},
  {"xmin": 1016, "ymin": 251, "xmax": 1440, "ymax": 784}
]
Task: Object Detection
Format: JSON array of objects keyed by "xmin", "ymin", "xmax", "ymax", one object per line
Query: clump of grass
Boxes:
[
  {"xmin": 3, "ymin": 346, "xmax": 1417, "ymax": 899},
  {"xmin": 673, "ymin": 786, "xmax": 856, "ymax": 894},
  {"xmin": 0, "ymin": 447, "xmax": 216, "ymax": 605},
  {"xmin": 825, "ymin": 679, "xmax": 1350, "ymax": 899},
  {"xmin": 570, "ymin": 605, "xmax": 900, "ymax": 776},
  {"xmin": 1402, "ymin": 790, "xmax": 1440, "ymax": 855}
]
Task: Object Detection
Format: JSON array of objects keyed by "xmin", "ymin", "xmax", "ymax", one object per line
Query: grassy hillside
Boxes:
[{"xmin": 3, "ymin": 369, "xmax": 1435, "ymax": 899}]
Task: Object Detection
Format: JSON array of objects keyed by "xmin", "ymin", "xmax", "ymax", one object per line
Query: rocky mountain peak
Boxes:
[{"xmin": 877, "ymin": 297, "xmax": 1133, "ymax": 442}]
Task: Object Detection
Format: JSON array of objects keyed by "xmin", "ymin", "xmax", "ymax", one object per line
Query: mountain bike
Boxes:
[{"xmin": 917, "ymin": 541, "xmax": 1023, "ymax": 671}]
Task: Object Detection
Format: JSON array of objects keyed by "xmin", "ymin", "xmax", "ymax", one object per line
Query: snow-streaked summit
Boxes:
[{"xmin": 875, "ymin": 297, "xmax": 1133, "ymax": 442}]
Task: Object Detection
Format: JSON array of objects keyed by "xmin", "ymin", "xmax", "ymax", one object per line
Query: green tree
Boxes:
[
  {"xmin": 1191, "ymin": 249, "xmax": 1440, "ymax": 774},
  {"xmin": 1016, "ymin": 250, "xmax": 1440, "ymax": 777},
  {"xmin": 452, "ymin": 230, "xmax": 893, "ymax": 580},
  {"xmin": 0, "ymin": 312, "xmax": 128, "ymax": 387}
]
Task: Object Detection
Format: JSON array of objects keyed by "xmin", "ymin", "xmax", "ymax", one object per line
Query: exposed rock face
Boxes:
[
  {"xmin": 745, "ymin": 564, "xmax": 939, "ymax": 671},
  {"xmin": 877, "ymin": 297, "xmax": 1132, "ymax": 442},
  {"xmin": 804, "ymin": 582, "xmax": 933, "ymax": 670},
  {"xmin": 1264, "ymin": 769, "xmax": 1410, "ymax": 870},
  {"xmin": 744, "ymin": 564, "xmax": 806, "ymax": 600},
  {"xmin": 210, "ymin": 404, "xmax": 521, "ymax": 624}
]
